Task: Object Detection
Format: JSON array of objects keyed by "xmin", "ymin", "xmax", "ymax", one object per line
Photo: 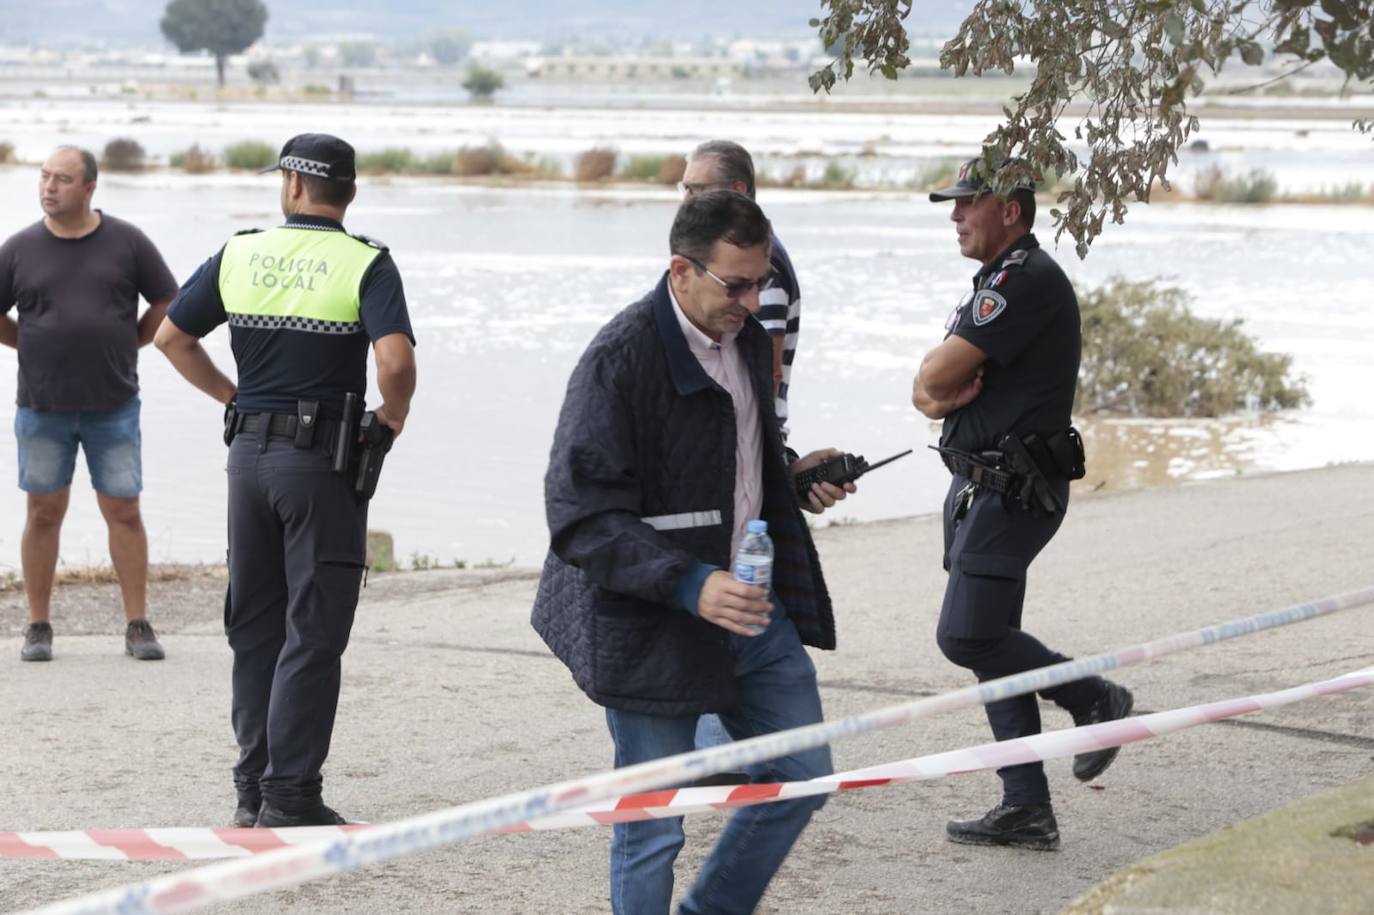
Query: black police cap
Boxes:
[
  {"xmin": 259, "ymin": 133, "xmax": 357, "ymax": 180},
  {"xmin": 929, "ymin": 157, "xmax": 1035, "ymax": 202}
]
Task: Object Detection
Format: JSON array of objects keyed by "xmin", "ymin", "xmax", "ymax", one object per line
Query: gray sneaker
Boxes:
[
  {"xmin": 20, "ymin": 622, "xmax": 53, "ymax": 662},
  {"xmin": 124, "ymin": 619, "xmax": 165, "ymax": 661}
]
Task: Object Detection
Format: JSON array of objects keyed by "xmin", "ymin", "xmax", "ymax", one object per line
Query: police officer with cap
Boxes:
[
  {"xmin": 912, "ymin": 157, "xmax": 1134, "ymax": 850},
  {"xmin": 155, "ymin": 132, "xmax": 416, "ymax": 828}
]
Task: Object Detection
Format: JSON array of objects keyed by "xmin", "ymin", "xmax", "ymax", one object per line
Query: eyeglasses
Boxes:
[
  {"xmin": 676, "ymin": 180, "xmax": 733, "ymax": 197},
  {"xmin": 678, "ymin": 254, "xmax": 775, "ymax": 298}
]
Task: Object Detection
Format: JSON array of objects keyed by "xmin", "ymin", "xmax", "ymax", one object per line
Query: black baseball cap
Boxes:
[
  {"xmin": 929, "ymin": 157, "xmax": 1035, "ymax": 202},
  {"xmin": 259, "ymin": 133, "xmax": 356, "ymax": 180}
]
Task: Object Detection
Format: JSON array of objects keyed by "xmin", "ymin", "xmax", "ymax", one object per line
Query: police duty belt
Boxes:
[{"xmin": 929, "ymin": 445, "xmax": 1022, "ymax": 497}]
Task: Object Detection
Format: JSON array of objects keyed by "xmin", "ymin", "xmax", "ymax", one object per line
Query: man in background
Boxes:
[
  {"xmin": 681, "ymin": 139, "xmax": 801, "ymax": 439},
  {"xmin": 680, "ymin": 139, "xmax": 810, "ymax": 766},
  {"xmin": 0, "ymin": 145, "xmax": 178, "ymax": 663}
]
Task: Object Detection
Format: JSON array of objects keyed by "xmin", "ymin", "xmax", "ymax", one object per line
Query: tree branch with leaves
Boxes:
[{"xmin": 811, "ymin": 0, "xmax": 1374, "ymax": 256}]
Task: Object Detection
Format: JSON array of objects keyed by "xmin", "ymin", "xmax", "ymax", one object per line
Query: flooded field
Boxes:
[{"xmin": 0, "ymin": 98, "xmax": 1370, "ymax": 572}]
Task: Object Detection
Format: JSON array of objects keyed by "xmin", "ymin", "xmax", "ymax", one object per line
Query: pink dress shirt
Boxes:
[{"xmin": 668, "ymin": 282, "xmax": 764, "ymax": 561}]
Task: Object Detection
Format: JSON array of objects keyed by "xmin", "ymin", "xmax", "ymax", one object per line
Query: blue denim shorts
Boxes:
[{"xmin": 14, "ymin": 396, "xmax": 143, "ymax": 498}]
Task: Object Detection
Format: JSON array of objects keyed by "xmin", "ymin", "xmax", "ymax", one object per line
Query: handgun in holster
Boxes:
[
  {"xmin": 353, "ymin": 412, "xmax": 394, "ymax": 501},
  {"xmin": 223, "ymin": 400, "xmax": 239, "ymax": 446},
  {"xmin": 997, "ymin": 428, "xmax": 1086, "ymax": 516}
]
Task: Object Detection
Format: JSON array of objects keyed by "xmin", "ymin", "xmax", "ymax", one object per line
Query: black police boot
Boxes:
[
  {"xmin": 232, "ymin": 797, "xmax": 260, "ymax": 828},
  {"xmin": 946, "ymin": 802, "xmax": 1060, "ymax": 850},
  {"xmin": 255, "ymin": 802, "xmax": 349, "ymax": 828},
  {"xmin": 1070, "ymin": 681, "xmax": 1135, "ymax": 782}
]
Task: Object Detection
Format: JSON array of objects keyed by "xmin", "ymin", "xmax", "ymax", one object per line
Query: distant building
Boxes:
[{"xmin": 526, "ymin": 56, "xmax": 745, "ymax": 81}]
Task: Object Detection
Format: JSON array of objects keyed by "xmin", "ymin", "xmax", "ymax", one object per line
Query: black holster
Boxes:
[
  {"xmin": 935, "ymin": 426, "xmax": 1086, "ymax": 517},
  {"xmin": 352, "ymin": 412, "xmax": 394, "ymax": 501},
  {"xmin": 223, "ymin": 400, "xmax": 239, "ymax": 446}
]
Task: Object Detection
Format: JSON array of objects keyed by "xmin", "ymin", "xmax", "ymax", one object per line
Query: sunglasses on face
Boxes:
[{"xmin": 678, "ymin": 254, "xmax": 775, "ymax": 298}]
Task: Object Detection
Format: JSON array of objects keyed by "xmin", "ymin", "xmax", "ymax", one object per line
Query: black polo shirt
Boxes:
[{"xmin": 940, "ymin": 233, "xmax": 1080, "ymax": 452}]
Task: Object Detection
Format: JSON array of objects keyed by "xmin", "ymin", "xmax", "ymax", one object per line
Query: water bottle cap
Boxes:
[{"xmin": 746, "ymin": 519, "xmax": 768, "ymax": 533}]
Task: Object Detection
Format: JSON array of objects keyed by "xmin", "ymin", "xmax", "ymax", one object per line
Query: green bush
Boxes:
[
  {"xmin": 1076, "ymin": 277, "xmax": 1310, "ymax": 417},
  {"xmin": 246, "ymin": 60, "xmax": 280, "ymax": 84},
  {"xmin": 1319, "ymin": 182, "xmax": 1371, "ymax": 203},
  {"xmin": 223, "ymin": 140, "xmax": 277, "ymax": 170},
  {"xmin": 619, "ymin": 154, "xmax": 684, "ymax": 183},
  {"xmin": 415, "ymin": 153, "xmax": 455, "ymax": 175},
  {"xmin": 619, "ymin": 155, "xmax": 663, "ymax": 182},
  {"xmin": 821, "ymin": 159, "xmax": 855, "ymax": 189},
  {"xmin": 355, "ymin": 148, "xmax": 459, "ymax": 176},
  {"xmin": 462, "ymin": 64, "xmax": 505, "ymax": 100},
  {"xmin": 101, "ymin": 137, "xmax": 146, "ymax": 172},
  {"xmin": 1193, "ymin": 166, "xmax": 1278, "ymax": 204},
  {"xmin": 356, "ymin": 148, "xmax": 416, "ymax": 173}
]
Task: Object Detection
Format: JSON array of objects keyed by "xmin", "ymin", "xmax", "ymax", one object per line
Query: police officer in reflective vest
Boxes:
[
  {"xmin": 155, "ymin": 133, "xmax": 416, "ymax": 828},
  {"xmin": 912, "ymin": 157, "xmax": 1134, "ymax": 850}
]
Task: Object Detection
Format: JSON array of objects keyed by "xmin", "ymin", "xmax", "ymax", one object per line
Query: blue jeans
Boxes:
[
  {"xmin": 14, "ymin": 396, "xmax": 142, "ymax": 497},
  {"xmin": 605, "ymin": 601, "xmax": 831, "ymax": 915},
  {"xmin": 694, "ymin": 714, "xmax": 733, "ymax": 752}
]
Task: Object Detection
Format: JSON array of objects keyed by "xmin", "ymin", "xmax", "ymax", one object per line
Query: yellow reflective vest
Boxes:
[{"xmin": 218, "ymin": 226, "xmax": 383, "ymax": 334}]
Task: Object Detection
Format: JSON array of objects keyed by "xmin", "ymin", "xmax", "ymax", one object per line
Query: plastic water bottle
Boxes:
[{"xmin": 733, "ymin": 519, "xmax": 773, "ymax": 591}]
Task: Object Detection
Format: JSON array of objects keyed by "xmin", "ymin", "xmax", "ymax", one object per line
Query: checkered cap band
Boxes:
[
  {"xmin": 228, "ymin": 313, "xmax": 362, "ymax": 335},
  {"xmin": 279, "ymin": 156, "xmax": 332, "ymax": 177}
]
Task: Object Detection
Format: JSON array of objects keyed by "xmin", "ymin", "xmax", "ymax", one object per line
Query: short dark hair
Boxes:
[
  {"xmin": 669, "ymin": 190, "xmax": 771, "ymax": 264},
  {"xmin": 690, "ymin": 140, "xmax": 756, "ymax": 199},
  {"xmin": 55, "ymin": 145, "xmax": 98, "ymax": 183},
  {"xmin": 1011, "ymin": 187, "xmax": 1036, "ymax": 229},
  {"xmin": 300, "ymin": 173, "xmax": 356, "ymax": 208}
]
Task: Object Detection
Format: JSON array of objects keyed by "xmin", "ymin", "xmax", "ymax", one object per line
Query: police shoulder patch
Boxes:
[
  {"xmin": 351, "ymin": 232, "xmax": 389, "ymax": 251},
  {"xmin": 1001, "ymin": 248, "xmax": 1029, "ymax": 268},
  {"xmin": 972, "ymin": 290, "xmax": 1008, "ymax": 326}
]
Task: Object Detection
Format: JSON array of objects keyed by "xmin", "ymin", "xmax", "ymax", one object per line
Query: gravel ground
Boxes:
[{"xmin": 2, "ymin": 463, "xmax": 1372, "ymax": 914}]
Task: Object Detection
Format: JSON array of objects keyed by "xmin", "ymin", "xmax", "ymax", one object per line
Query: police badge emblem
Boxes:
[
  {"xmin": 972, "ymin": 290, "xmax": 1007, "ymax": 326},
  {"xmin": 946, "ymin": 289, "xmax": 973, "ymax": 333}
]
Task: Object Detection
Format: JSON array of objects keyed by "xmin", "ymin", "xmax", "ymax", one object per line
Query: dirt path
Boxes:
[{"xmin": 2, "ymin": 463, "xmax": 1372, "ymax": 914}]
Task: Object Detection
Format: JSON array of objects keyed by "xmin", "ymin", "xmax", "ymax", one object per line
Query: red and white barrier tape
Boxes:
[
  {"xmin": 11, "ymin": 586, "xmax": 1374, "ymax": 915},
  {"xmin": 6, "ymin": 664, "xmax": 1370, "ymax": 860}
]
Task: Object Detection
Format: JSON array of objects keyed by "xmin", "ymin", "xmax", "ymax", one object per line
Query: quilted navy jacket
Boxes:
[{"xmin": 531, "ymin": 272, "xmax": 835, "ymax": 716}]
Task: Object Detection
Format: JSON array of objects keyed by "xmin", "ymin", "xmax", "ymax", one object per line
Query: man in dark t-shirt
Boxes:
[
  {"xmin": 913, "ymin": 157, "xmax": 1135, "ymax": 851},
  {"xmin": 0, "ymin": 145, "xmax": 179, "ymax": 663}
]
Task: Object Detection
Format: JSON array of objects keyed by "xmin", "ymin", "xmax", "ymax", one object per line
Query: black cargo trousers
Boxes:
[
  {"xmin": 225, "ymin": 421, "xmax": 368, "ymax": 813},
  {"xmin": 935, "ymin": 474, "xmax": 1104, "ymax": 805}
]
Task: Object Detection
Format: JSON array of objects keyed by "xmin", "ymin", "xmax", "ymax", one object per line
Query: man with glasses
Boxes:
[
  {"xmin": 680, "ymin": 140, "xmax": 801, "ymax": 441},
  {"xmin": 680, "ymin": 140, "xmax": 829, "ymax": 778},
  {"xmin": 534, "ymin": 191, "xmax": 849, "ymax": 914}
]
